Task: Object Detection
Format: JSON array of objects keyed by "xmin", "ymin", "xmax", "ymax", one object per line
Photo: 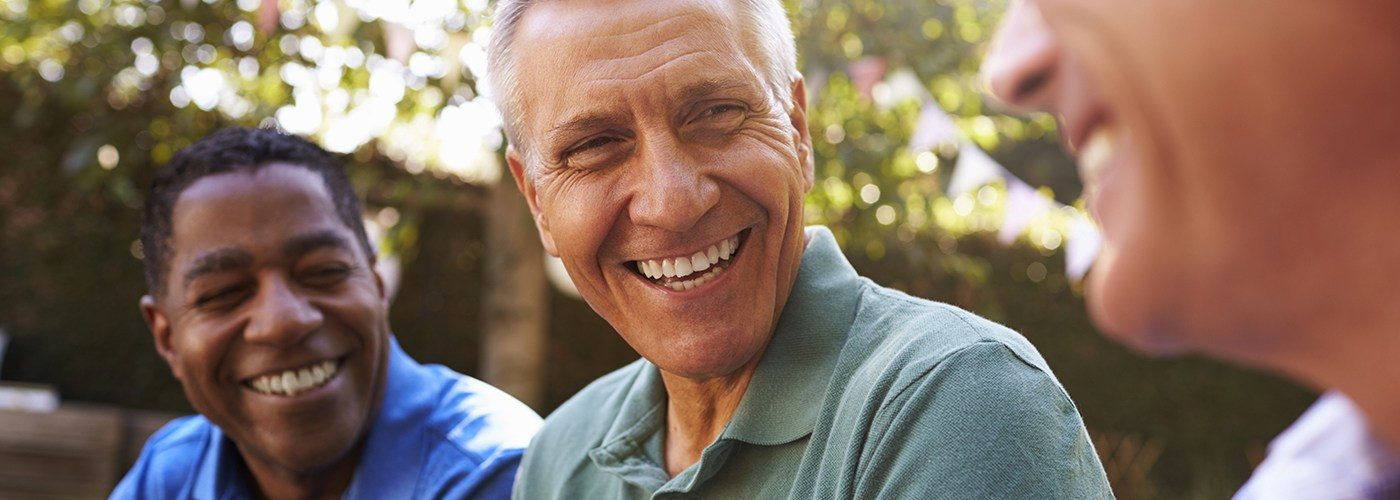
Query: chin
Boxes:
[
  {"xmin": 1085, "ymin": 249, "xmax": 1190, "ymax": 357},
  {"xmin": 257, "ymin": 428, "xmax": 359, "ymax": 474},
  {"xmin": 647, "ymin": 328, "xmax": 766, "ymax": 380},
  {"xmin": 1090, "ymin": 306, "xmax": 1190, "ymax": 357}
]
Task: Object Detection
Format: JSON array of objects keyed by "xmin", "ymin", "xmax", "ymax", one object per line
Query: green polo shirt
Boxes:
[{"xmin": 515, "ymin": 226, "xmax": 1112, "ymax": 499}]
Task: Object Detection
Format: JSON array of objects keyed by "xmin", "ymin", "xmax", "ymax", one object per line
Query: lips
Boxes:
[{"xmin": 629, "ymin": 229, "xmax": 747, "ymax": 292}]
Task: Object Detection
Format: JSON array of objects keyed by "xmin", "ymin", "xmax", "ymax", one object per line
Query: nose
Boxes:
[
  {"xmin": 243, "ymin": 275, "xmax": 323, "ymax": 347},
  {"xmin": 983, "ymin": 0, "xmax": 1061, "ymax": 114},
  {"xmin": 626, "ymin": 133, "xmax": 720, "ymax": 233}
]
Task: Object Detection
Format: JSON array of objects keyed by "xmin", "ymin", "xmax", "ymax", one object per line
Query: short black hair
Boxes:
[{"xmin": 140, "ymin": 127, "xmax": 374, "ymax": 296}]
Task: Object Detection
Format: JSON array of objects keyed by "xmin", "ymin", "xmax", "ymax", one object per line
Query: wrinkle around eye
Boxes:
[
  {"xmin": 738, "ymin": 114, "xmax": 797, "ymax": 146},
  {"xmin": 564, "ymin": 137, "xmax": 631, "ymax": 171}
]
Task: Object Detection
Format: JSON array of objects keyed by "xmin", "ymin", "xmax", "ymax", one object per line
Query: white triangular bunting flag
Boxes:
[
  {"xmin": 946, "ymin": 142, "xmax": 1005, "ymax": 198},
  {"xmin": 1065, "ymin": 212, "xmax": 1103, "ymax": 282},
  {"xmin": 908, "ymin": 101, "xmax": 961, "ymax": 152},
  {"xmin": 998, "ymin": 177, "xmax": 1054, "ymax": 244}
]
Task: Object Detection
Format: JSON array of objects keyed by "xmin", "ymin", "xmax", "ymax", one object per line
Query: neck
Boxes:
[
  {"xmin": 240, "ymin": 443, "xmax": 362, "ymax": 500},
  {"xmin": 658, "ymin": 354, "xmax": 764, "ymax": 477},
  {"xmin": 1263, "ymin": 314, "xmax": 1400, "ymax": 455},
  {"xmin": 1338, "ymin": 368, "xmax": 1400, "ymax": 456}
]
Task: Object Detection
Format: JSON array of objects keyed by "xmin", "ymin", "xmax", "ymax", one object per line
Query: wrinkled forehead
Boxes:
[
  {"xmin": 517, "ymin": 0, "xmax": 739, "ymax": 75},
  {"xmin": 511, "ymin": 0, "xmax": 760, "ymax": 127}
]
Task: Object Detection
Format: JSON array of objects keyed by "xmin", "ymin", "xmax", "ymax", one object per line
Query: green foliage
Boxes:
[{"xmin": 0, "ymin": 0, "xmax": 1314, "ymax": 498}]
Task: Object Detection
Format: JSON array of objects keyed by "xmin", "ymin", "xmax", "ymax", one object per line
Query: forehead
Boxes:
[
  {"xmin": 512, "ymin": 0, "xmax": 761, "ymax": 125},
  {"xmin": 169, "ymin": 164, "xmax": 349, "ymax": 264}
]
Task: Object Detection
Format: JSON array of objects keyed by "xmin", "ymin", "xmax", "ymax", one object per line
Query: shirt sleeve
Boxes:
[
  {"xmin": 859, "ymin": 342, "xmax": 1113, "ymax": 499},
  {"xmin": 463, "ymin": 449, "xmax": 525, "ymax": 500},
  {"xmin": 108, "ymin": 451, "xmax": 149, "ymax": 500},
  {"xmin": 412, "ymin": 443, "xmax": 528, "ymax": 500},
  {"xmin": 109, "ymin": 422, "xmax": 183, "ymax": 500}
]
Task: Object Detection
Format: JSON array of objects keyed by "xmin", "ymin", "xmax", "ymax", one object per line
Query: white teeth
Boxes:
[
  {"xmin": 247, "ymin": 359, "xmax": 340, "ymax": 396},
  {"xmin": 633, "ymin": 233, "xmax": 744, "ymax": 291},
  {"xmin": 1077, "ymin": 126, "xmax": 1117, "ymax": 186},
  {"xmin": 281, "ymin": 372, "xmax": 297, "ymax": 395},
  {"xmin": 690, "ymin": 251, "xmax": 710, "ymax": 273},
  {"xmin": 664, "ymin": 266, "xmax": 724, "ymax": 291}
]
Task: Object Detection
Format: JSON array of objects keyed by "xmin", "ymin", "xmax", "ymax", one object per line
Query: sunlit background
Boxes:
[{"xmin": 0, "ymin": 0, "xmax": 1314, "ymax": 497}]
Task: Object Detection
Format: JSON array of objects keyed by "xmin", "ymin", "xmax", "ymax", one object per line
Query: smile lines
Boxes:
[
  {"xmin": 632, "ymin": 233, "xmax": 742, "ymax": 291},
  {"xmin": 245, "ymin": 359, "xmax": 341, "ymax": 397}
]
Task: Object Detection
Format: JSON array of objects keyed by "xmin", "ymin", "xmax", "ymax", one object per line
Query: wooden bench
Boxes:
[{"xmin": 0, "ymin": 404, "xmax": 178, "ymax": 499}]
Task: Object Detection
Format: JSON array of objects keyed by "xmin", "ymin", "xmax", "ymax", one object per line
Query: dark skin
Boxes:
[{"xmin": 140, "ymin": 164, "xmax": 391, "ymax": 499}]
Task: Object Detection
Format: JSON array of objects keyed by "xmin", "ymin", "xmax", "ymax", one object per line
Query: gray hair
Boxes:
[{"xmin": 486, "ymin": 0, "xmax": 798, "ymax": 179}]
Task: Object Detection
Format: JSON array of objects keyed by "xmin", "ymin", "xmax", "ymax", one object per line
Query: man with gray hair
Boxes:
[{"xmin": 489, "ymin": 0, "xmax": 1111, "ymax": 497}]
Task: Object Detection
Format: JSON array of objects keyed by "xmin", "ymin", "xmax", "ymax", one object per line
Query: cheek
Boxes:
[
  {"xmin": 715, "ymin": 137, "xmax": 806, "ymax": 211},
  {"xmin": 1085, "ymin": 156, "xmax": 1195, "ymax": 353},
  {"xmin": 322, "ymin": 277, "xmax": 392, "ymax": 333},
  {"xmin": 167, "ymin": 322, "xmax": 239, "ymax": 416},
  {"xmin": 540, "ymin": 177, "xmax": 624, "ymax": 292},
  {"xmin": 170, "ymin": 319, "xmax": 226, "ymax": 377}
]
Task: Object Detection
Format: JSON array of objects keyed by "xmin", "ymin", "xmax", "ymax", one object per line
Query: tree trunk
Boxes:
[{"xmin": 479, "ymin": 179, "xmax": 548, "ymax": 410}]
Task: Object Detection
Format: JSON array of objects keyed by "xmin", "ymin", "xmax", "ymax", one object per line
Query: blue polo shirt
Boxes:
[{"xmin": 112, "ymin": 337, "xmax": 542, "ymax": 499}]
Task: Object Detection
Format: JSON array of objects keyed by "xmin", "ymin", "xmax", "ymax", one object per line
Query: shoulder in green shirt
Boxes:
[{"xmin": 514, "ymin": 226, "xmax": 1112, "ymax": 499}]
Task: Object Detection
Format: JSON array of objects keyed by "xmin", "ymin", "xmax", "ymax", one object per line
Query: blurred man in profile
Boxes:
[
  {"xmin": 115, "ymin": 127, "xmax": 541, "ymax": 499},
  {"xmin": 982, "ymin": 0, "xmax": 1400, "ymax": 496}
]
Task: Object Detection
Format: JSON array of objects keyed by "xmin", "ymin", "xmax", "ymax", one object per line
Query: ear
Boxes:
[
  {"xmin": 141, "ymin": 295, "xmax": 184, "ymax": 381},
  {"xmin": 506, "ymin": 145, "xmax": 560, "ymax": 257},
  {"xmin": 786, "ymin": 73, "xmax": 815, "ymax": 191}
]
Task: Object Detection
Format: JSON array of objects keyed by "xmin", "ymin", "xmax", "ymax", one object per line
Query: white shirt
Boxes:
[{"xmin": 1236, "ymin": 391, "xmax": 1400, "ymax": 499}]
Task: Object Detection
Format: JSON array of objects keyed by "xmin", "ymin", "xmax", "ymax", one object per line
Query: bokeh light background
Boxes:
[{"xmin": 0, "ymin": 0, "xmax": 1315, "ymax": 497}]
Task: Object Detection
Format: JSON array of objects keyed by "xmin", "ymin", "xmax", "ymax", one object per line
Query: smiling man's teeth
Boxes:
[
  {"xmin": 1077, "ymin": 126, "xmax": 1117, "ymax": 185},
  {"xmin": 247, "ymin": 359, "xmax": 339, "ymax": 397},
  {"xmin": 636, "ymin": 235, "xmax": 741, "ymax": 287}
]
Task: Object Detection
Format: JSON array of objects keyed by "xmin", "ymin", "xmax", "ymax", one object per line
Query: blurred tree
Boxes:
[{"xmin": 0, "ymin": 0, "xmax": 1315, "ymax": 497}]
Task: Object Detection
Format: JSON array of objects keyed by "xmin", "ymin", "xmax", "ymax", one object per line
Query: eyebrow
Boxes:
[
  {"xmin": 281, "ymin": 230, "xmax": 356, "ymax": 260},
  {"xmin": 672, "ymin": 77, "xmax": 752, "ymax": 106},
  {"xmin": 546, "ymin": 112, "xmax": 627, "ymax": 148},
  {"xmin": 179, "ymin": 231, "xmax": 355, "ymax": 289},
  {"xmin": 182, "ymin": 248, "xmax": 254, "ymax": 288},
  {"xmin": 542, "ymin": 78, "xmax": 756, "ymax": 148}
]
